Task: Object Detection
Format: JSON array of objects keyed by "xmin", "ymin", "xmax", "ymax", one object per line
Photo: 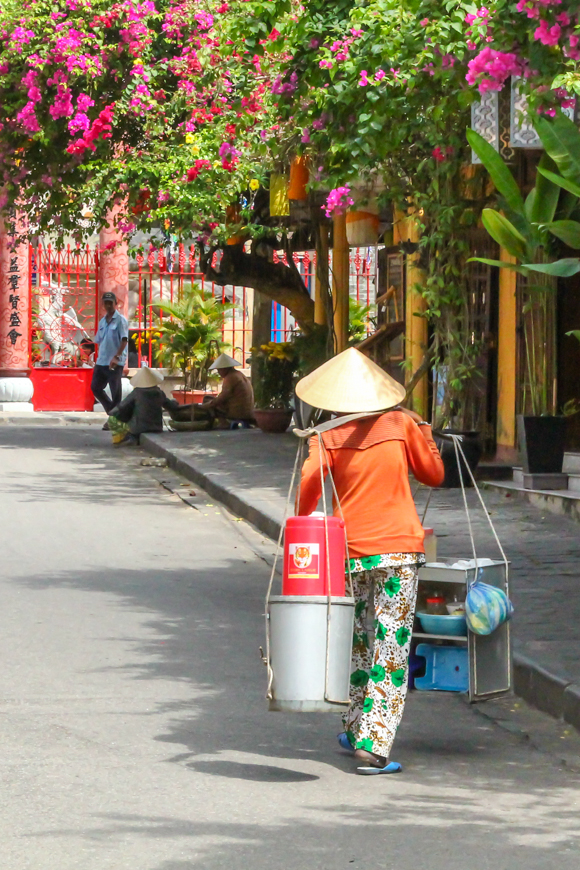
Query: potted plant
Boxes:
[
  {"xmin": 468, "ymin": 115, "xmax": 580, "ymax": 478},
  {"xmin": 153, "ymin": 284, "xmax": 232, "ymax": 402},
  {"xmin": 248, "ymin": 340, "xmax": 299, "ymax": 433}
]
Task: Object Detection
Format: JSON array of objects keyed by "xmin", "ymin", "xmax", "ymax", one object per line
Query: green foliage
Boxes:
[
  {"xmin": 247, "ymin": 341, "xmax": 299, "ymax": 409},
  {"xmin": 481, "ymin": 209, "xmax": 527, "ymax": 260},
  {"xmin": 154, "ymin": 285, "xmax": 232, "ymax": 391},
  {"xmin": 469, "ymin": 117, "xmax": 580, "ymax": 415},
  {"xmin": 466, "ymin": 129, "xmax": 525, "ymax": 216},
  {"xmin": 348, "ymin": 297, "xmax": 375, "ymax": 344}
]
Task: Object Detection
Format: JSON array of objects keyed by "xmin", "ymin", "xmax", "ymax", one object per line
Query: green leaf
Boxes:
[
  {"xmin": 537, "ymin": 167, "xmax": 580, "ymax": 199},
  {"xmin": 535, "ymin": 113, "xmax": 580, "ymax": 183},
  {"xmin": 544, "ymin": 220, "xmax": 580, "ymax": 249},
  {"xmin": 467, "ymin": 256, "xmax": 524, "ymax": 272},
  {"xmin": 466, "ymin": 128, "xmax": 525, "ymax": 215},
  {"xmin": 481, "ymin": 209, "xmax": 527, "ymax": 260},
  {"xmin": 528, "ymin": 154, "xmax": 560, "ymax": 225},
  {"xmin": 523, "ymin": 258, "xmax": 580, "ymax": 277},
  {"xmin": 565, "ymin": 330, "xmax": 580, "ymax": 342}
]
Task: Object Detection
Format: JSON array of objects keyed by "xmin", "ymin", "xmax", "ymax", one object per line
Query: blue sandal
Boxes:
[
  {"xmin": 356, "ymin": 761, "xmax": 402, "ymax": 776},
  {"xmin": 354, "ymin": 748, "xmax": 402, "ymax": 775},
  {"xmin": 337, "ymin": 732, "xmax": 355, "ymax": 753}
]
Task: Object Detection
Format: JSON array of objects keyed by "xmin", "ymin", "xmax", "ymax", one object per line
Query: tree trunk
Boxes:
[{"xmin": 202, "ymin": 244, "xmax": 315, "ymax": 332}]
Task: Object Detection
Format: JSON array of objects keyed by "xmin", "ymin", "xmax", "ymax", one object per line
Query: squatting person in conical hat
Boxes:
[
  {"xmin": 295, "ymin": 347, "xmax": 444, "ymax": 775},
  {"xmin": 108, "ymin": 367, "xmax": 181, "ymax": 446},
  {"xmin": 168, "ymin": 352, "xmax": 255, "ymax": 428}
]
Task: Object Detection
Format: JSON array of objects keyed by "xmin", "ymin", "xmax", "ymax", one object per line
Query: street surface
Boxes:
[{"xmin": 1, "ymin": 425, "xmax": 580, "ymax": 870}]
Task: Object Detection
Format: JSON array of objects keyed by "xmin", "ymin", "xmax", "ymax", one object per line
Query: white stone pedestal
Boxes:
[
  {"xmin": 0, "ymin": 401, "xmax": 34, "ymax": 412},
  {"xmin": 0, "ymin": 376, "xmax": 34, "ymax": 412}
]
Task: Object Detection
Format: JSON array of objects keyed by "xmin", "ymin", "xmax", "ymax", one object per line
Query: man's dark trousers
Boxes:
[{"xmin": 91, "ymin": 365, "xmax": 123, "ymax": 414}]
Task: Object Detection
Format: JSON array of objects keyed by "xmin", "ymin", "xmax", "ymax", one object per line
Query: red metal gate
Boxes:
[{"xmin": 128, "ymin": 244, "xmax": 253, "ymax": 368}]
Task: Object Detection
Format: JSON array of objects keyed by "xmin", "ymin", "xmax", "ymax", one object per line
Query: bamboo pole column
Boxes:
[
  {"xmin": 332, "ymin": 212, "xmax": 349, "ymax": 354},
  {"xmin": 314, "ymin": 225, "xmax": 329, "ymax": 327},
  {"xmin": 496, "ymin": 250, "xmax": 518, "ymax": 461},
  {"xmin": 394, "ymin": 210, "xmax": 428, "ymax": 417}
]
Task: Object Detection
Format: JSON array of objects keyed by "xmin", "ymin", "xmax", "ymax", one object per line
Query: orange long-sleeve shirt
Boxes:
[{"xmin": 296, "ymin": 411, "xmax": 444, "ymax": 558}]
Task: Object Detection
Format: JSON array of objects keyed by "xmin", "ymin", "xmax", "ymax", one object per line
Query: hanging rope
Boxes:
[{"xmin": 263, "ymin": 437, "xmax": 304, "ymax": 700}]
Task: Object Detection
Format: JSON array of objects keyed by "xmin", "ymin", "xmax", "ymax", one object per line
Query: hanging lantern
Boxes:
[
  {"xmin": 270, "ymin": 173, "xmax": 290, "ymax": 216},
  {"xmin": 225, "ymin": 204, "xmax": 246, "ymax": 246},
  {"xmin": 288, "ymin": 157, "xmax": 309, "ymax": 201},
  {"xmin": 345, "ymin": 200, "xmax": 379, "ymax": 246}
]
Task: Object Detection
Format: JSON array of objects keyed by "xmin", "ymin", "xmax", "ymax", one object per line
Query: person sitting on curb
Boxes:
[
  {"xmin": 109, "ymin": 367, "xmax": 180, "ymax": 446},
  {"xmin": 168, "ymin": 352, "xmax": 255, "ymax": 428}
]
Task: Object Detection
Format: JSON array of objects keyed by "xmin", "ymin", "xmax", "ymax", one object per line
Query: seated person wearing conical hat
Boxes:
[
  {"xmin": 169, "ymin": 353, "xmax": 255, "ymax": 426},
  {"xmin": 109, "ymin": 367, "xmax": 180, "ymax": 446}
]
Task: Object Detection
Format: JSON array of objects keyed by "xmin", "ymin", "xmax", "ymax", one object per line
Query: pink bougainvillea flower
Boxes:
[
  {"xmin": 534, "ymin": 20, "xmax": 562, "ymax": 46},
  {"xmin": 323, "ymin": 186, "xmax": 354, "ymax": 217},
  {"xmin": 466, "ymin": 47, "xmax": 520, "ymax": 92},
  {"xmin": 358, "ymin": 69, "xmax": 370, "ymax": 86},
  {"xmin": 432, "ymin": 146, "xmax": 446, "ymax": 162},
  {"xmin": 375, "ymin": 68, "xmax": 386, "ymax": 81}
]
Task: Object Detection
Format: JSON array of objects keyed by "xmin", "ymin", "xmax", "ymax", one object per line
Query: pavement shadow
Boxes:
[
  {"xmin": 0, "ymin": 427, "xmax": 164, "ymax": 505},
  {"xmin": 14, "ymin": 557, "xmax": 580, "ymax": 868}
]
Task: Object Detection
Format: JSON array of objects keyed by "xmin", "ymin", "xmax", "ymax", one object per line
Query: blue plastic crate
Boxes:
[{"xmin": 414, "ymin": 643, "xmax": 469, "ymax": 692}]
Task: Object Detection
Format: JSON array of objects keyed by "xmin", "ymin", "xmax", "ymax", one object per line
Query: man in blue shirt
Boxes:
[{"xmin": 91, "ymin": 291, "xmax": 129, "ymax": 423}]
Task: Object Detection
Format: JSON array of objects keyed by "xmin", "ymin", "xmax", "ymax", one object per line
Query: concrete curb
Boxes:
[
  {"xmin": 140, "ymin": 434, "xmax": 283, "ymax": 541},
  {"xmin": 513, "ymin": 652, "xmax": 580, "ymax": 730},
  {"xmin": 483, "ymin": 480, "xmax": 580, "ymax": 526},
  {"xmin": 141, "ymin": 434, "xmax": 580, "ymax": 731}
]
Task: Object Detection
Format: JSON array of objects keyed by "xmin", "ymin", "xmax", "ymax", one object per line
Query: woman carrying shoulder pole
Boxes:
[{"xmin": 295, "ymin": 348, "xmax": 444, "ymax": 775}]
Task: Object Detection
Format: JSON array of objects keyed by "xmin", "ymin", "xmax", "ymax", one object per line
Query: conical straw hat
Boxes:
[
  {"xmin": 295, "ymin": 347, "xmax": 406, "ymax": 413},
  {"xmin": 209, "ymin": 352, "xmax": 241, "ymax": 370},
  {"xmin": 131, "ymin": 367, "xmax": 164, "ymax": 388}
]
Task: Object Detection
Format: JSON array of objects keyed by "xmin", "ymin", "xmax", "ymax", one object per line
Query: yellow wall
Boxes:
[{"xmin": 496, "ymin": 251, "xmax": 517, "ymax": 458}]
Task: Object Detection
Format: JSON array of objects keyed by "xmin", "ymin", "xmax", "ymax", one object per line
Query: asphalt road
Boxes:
[{"xmin": 1, "ymin": 424, "xmax": 580, "ymax": 870}]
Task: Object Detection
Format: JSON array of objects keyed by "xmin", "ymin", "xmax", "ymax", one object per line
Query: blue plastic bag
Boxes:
[{"xmin": 465, "ymin": 573, "xmax": 514, "ymax": 636}]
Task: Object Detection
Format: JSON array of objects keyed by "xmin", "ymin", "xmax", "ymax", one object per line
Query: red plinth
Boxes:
[{"xmin": 30, "ymin": 368, "xmax": 95, "ymax": 411}]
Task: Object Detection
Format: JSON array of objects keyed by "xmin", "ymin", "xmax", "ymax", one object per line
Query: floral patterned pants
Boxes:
[{"xmin": 343, "ymin": 558, "xmax": 420, "ymax": 759}]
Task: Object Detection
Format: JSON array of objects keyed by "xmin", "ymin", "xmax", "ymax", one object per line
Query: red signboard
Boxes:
[{"xmin": 30, "ymin": 367, "xmax": 94, "ymax": 411}]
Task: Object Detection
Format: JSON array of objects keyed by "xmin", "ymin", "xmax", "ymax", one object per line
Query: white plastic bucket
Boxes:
[{"xmin": 268, "ymin": 595, "xmax": 355, "ymax": 712}]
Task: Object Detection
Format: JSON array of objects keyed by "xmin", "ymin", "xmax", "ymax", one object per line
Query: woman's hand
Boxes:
[{"xmin": 399, "ymin": 407, "xmax": 424, "ymax": 425}]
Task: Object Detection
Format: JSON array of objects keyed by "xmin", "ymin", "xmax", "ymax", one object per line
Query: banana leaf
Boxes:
[
  {"xmin": 537, "ymin": 166, "xmax": 580, "ymax": 199},
  {"xmin": 535, "ymin": 113, "xmax": 580, "ymax": 183},
  {"xmin": 522, "ymin": 258, "xmax": 580, "ymax": 277},
  {"xmin": 481, "ymin": 208, "xmax": 527, "ymax": 259},
  {"xmin": 543, "ymin": 220, "xmax": 580, "ymax": 249},
  {"xmin": 466, "ymin": 128, "xmax": 525, "ymax": 215},
  {"xmin": 528, "ymin": 153, "xmax": 560, "ymax": 225},
  {"xmin": 467, "ymin": 256, "xmax": 524, "ymax": 272}
]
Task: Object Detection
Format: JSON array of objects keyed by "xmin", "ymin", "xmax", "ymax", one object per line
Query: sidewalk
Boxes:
[{"xmin": 141, "ymin": 429, "xmax": 580, "ymax": 730}]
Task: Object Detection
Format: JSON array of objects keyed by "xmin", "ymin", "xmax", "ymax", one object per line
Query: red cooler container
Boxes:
[{"xmin": 283, "ymin": 515, "xmax": 346, "ymax": 596}]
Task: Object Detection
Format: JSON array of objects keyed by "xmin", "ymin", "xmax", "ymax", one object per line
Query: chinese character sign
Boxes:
[{"xmin": 0, "ymin": 214, "xmax": 30, "ymax": 373}]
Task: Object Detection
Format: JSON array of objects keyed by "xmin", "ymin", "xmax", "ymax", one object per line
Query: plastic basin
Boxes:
[{"xmin": 417, "ymin": 612, "xmax": 467, "ymax": 636}]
